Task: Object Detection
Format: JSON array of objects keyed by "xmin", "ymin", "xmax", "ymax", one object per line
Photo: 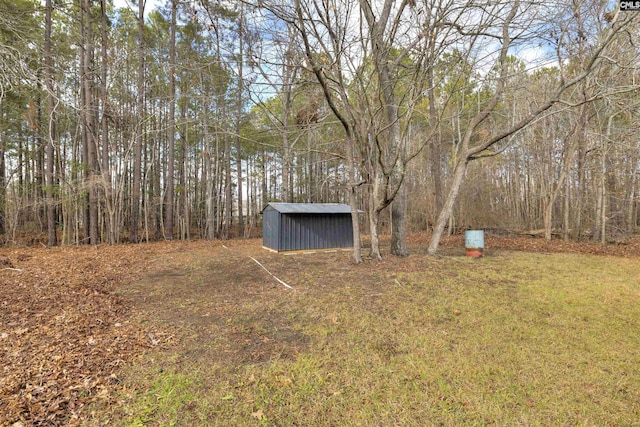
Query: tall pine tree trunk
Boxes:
[
  {"xmin": 84, "ymin": 0, "xmax": 98, "ymax": 244},
  {"xmin": 0, "ymin": 104, "xmax": 5, "ymax": 236},
  {"xmin": 165, "ymin": 0, "xmax": 176, "ymax": 240},
  {"xmin": 131, "ymin": 0, "xmax": 145, "ymax": 243},
  {"xmin": 100, "ymin": 0, "xmax": 114, "ymax": 243},
  {"xmin": 45, "ymin": 0, "xmax": 57, "ymax": 246},
  {"xmin": 235, "ymin": 4, "xmax": 245, "ymax": 236}
]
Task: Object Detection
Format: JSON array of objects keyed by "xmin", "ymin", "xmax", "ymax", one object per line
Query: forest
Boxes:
[{"xmin": 0, "ymin": 0, "xmax": 638, "ymax": 261}]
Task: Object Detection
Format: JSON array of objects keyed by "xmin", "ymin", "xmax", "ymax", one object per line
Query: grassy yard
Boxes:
[{"xmin": 96, "ymin": 244, "xmax": 640, "ymax": 426}]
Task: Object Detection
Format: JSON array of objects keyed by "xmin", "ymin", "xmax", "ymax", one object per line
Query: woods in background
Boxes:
[{"xmin": 0, "ymin": 0, "xmax": 638, "ymax": 259}]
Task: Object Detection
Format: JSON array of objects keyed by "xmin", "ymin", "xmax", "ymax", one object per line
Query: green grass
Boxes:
[
  {"xmin": 113, "ymin": 251, "xmax": 640, "ymax": 426},
  {"xmin": 124, "ymin": 371, "xmax": 201, "ymax": 426}
]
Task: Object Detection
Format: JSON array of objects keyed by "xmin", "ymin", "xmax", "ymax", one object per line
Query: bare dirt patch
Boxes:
[{"xmin": 119, "ymin": 241, "xmax": 310, "ymax": 367}]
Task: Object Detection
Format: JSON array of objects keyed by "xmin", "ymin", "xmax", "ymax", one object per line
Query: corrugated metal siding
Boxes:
[
  {"xmin": 262, "ymin": 206, "xmax": 281, "ymax": 251},
  {"xmin": 279, "ymin": 213, "xmax": 353, "ymax": 251},
  {"xmin": 262, "ymin": 203, "xmax": 354, "ymax": 252}
]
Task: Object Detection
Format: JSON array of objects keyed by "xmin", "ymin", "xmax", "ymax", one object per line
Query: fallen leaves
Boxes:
[
  {"xmin": 436, "ymin": 233, "xmax": 640, "ymax": 258},
  {"xmin": 0, "ymin": 243, "xmax": 171, "ymax": 426}
]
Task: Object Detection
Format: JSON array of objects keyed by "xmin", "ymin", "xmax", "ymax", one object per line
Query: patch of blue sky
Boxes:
[{"xmin": 112, "ymin": 0, "xmax": 163, "ymax": 18}]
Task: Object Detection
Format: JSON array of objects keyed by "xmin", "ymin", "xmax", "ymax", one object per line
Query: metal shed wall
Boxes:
[
  {"xmin": 279, "ymin": 213, "xmax": 353, "ymax": 251},
  {"xmin": 262, "ymin": 203, "xmax": 354, "ymax": 252},
  {"xmin": 262, "ymin": 206, "xmax": 281, "ymax": 251}
]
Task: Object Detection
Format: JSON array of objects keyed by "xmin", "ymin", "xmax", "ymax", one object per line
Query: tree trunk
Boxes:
[
  {"xmin": 391, "ymin": 182, "xmax": 408, "ymax": 256},
  {"xmin": 45, "ymin": 0, "xmax": 57, "ymax": 246},
  {"xmin": 373, "ymin": 22, "xmax": 407, "ymax": 257},
  {"xmin": 281, "ymin": 77, "xmax": 293, "ymax": 203},
  {"xmin": 235, "ymin": 4, "xmax": 245, "ymax": 236},
  {"xmin": 543, "ymin": 197, "xmax": 554, "ymax": 241},
  {"xmin": 563, "ymin": 178, "xmax": 570, "ymax": 242},
  {"xmin": 79, "ymin": 33, "xmax": 90, "ymax": 242},
  {"xmin": 36, "ymin": 85, "xmax": 45, "ymax": 231},
  {"xmin": 368, "ymin": 164, "xmax": 383, "ymax": 259},
  {"xmin": 427, "ymin": 65, "xmax": 443, "ymax": 224},
  {"xmin": 389, "ymin": 146, "xmax": 408, "ymax": 256},
  {"xmin": 223, "ymin": 135, "xmax": 232, "ymax": 239},
  {"xmin": 574, "ymin": 138, "xmax": 587, "ymax": 239},
  {"xmin": 345, "ymin": 137, "xmax": 362, "ymax": 263},
  {"xmin": 0, "ymin": 107, "xmax": 5, "ymax": 236},
  {"xmin": 282, "ymin": 134, "xmax": 292, "ymax": 202},
  {"xmin": 81, "ymin": 0, "xmax": 98, "ymax": 244},
  {"xmin": 100, "ymin": 0, "xmax": 114, "ymax": 243},
  {"xmin": 428, "ymin": 158, "xmax": 468, "ymax": 255},
  {"xmin": 165, "ymin": 0, "xmax": 176, "ymax": 240},
  {"xmin": 131, "ymin": 0, "xmax": 145, "ymax": 243},
  {"xmin": 600, "ymin": 146, "xmax": 607, "ymax": 244},
  {"xmin": 153, "ymin": 135, "xmax": 162, "ymax": 239},
  {"xmin": 179, "ymin": 104, "xmax": 187, "ymax": 239},
  {"xmin": 203, "ymin": 89, "xmax": 216, "ymax": 239},
  {"xmin": 626, "ymin": 158, "xmax": 638, "ymax": 233}
]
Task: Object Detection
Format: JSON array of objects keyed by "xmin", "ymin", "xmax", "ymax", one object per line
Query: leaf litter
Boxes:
[{"xmin": 0, "ymin": 242, "xmax": 178, "ymax": 426}]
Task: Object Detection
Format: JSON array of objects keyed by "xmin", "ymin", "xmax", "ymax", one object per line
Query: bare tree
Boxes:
[
  {"xmin": 268, "ymin": 0, "xmax": 460, "ymax": 259},
  {"xmin": 426, "ymin": 2, "xmax": 638, "ymax": 254}
]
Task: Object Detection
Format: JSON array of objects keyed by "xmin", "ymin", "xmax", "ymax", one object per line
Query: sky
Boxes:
[{"xmin": 112, "ymin": 0, "xmax": 162, "ymax": 17}]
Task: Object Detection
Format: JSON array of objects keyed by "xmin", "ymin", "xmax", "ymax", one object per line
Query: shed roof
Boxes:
[{"xmin": 265, "ymin": 202, "xmax": 352, "ymax": 214}]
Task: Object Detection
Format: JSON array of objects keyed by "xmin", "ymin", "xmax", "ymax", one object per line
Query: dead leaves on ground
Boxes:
[
  {"xmin": 436, "ymin": 234, "xmax": 640, "ymax": 258},
  {"xmin": 0, "ymin": 243, "xmax": 173, "ymax": 426}
]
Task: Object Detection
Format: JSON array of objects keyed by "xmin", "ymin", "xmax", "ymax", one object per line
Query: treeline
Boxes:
[{"xmin": 0, "ymin": 0, "xmax": 638, "ymax": 258}]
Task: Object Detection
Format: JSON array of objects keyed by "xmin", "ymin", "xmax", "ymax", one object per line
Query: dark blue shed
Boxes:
[{"xmin": 262, "ymin": 203, "xmax": 354, "ymax": 252}]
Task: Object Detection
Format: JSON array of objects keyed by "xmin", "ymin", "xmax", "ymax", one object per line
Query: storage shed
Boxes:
[{"xmin": 262, "ymin": 203, "xmax": 354, "ymax": 252}]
